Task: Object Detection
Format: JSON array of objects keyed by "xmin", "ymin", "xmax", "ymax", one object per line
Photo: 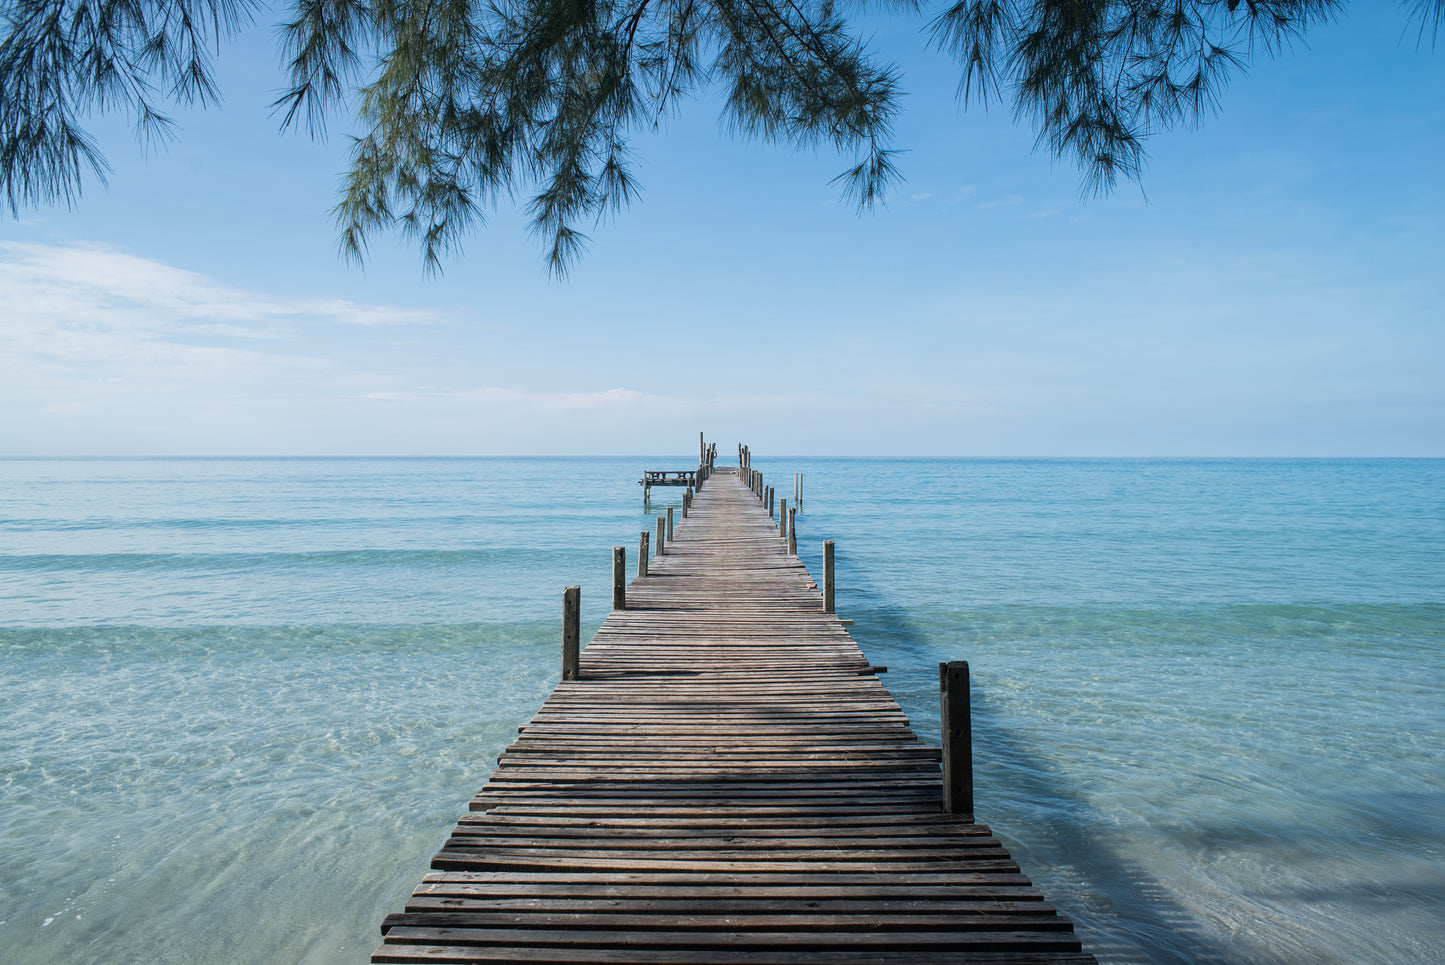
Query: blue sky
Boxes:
[{"xmin": 1, "ymin": 5, "xmax": 1441, "ymax": 456}]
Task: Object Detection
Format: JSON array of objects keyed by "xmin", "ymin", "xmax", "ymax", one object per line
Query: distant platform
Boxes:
[{"xmin": 639, "ymin": 469, "xmax": 697, "ymax": 489}]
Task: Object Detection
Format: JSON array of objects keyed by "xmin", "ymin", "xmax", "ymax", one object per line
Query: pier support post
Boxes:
[
  {"xmin": 656, "ymin": 515, "xmax": 666, "ymax": 556},
  {"xmin": 823, "ymin": 540, "xmax": 835, "ymax": 613},
  {"xmin": 780, "ymin": 498, "xmax": 787, "ymax": 538},
  {"xmin": 639, "ymin": 531, "xmax": 649, "ymax": 577},
  {"xmin": 562, "ymin": 586, "xmax": 581, "ymax": 681},
  {"xmin": 612, "ymin": 547, "xmax": 626, "ymax": 610},
  {"xmin": 788, "ymin": 507, "xmax": 797, "ymax": 554},
  {"xmin": 939, "ymin": 661, "xmax": 974, "ymax": 818},
  {"xmin": 667, "ymin": 506, "xmax": 675, "ymax": 541}
]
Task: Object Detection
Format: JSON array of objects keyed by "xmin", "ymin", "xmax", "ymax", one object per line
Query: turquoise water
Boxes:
[{"xmin": 1, "ymin": 457, "xmax": 1441, "ymax": 964}]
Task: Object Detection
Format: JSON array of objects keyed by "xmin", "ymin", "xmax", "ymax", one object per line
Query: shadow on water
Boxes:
[{"xmin": 837, "ymin": 579, "xmax": 1237, "ymax": 965}]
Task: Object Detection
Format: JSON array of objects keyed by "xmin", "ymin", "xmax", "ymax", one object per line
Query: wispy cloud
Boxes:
[
  {"xmin": 359, "ymin": 386, "xmax": 650, "ymax": 411},
  {"xmin": 0, "ymin": 242, "xmax": 720, "ymax": 451},
  {"xmin": 0, "ymin": 241, "xmax": 445, "ymax": 336},
  {"xmin": 0, "ymin": 243, "xmax": 445, "ymax": 446}
]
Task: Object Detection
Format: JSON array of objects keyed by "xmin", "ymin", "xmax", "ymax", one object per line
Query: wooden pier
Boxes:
[{"xmin": 373, "ymin": 455, "xmax": 1097, "ymax": 964}]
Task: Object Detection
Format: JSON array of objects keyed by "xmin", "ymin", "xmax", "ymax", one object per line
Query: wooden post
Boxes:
[
  {"xmin": 779, "ymin": 498, "xmax": 787, "ymax": 538},
  {"xmin": 612, "ymin": 546, "xmax": 625, "ymax": 610},
  {"xmin": 788, "ymin": 507, "xmax": 797, "ymax": 555},
  {"xmin": 823, "ymin": 540, "xmax": 835, "ymax": 613},
  {"xmin": 940, "ymin": 661, "xmax": 974, "ymax": 818},
  {"xmin": 639, "ymin": 531, "xmax": 649, "ymax": 577},
  {"xmin": 795, "ymin": 472, "xmax": 801, "ymax": 509},
  {"xmin": 767, "ymin": 486, "xmax": 774, "ymax": 518},
  {"xmin": 667, "ymin": 505, "xmax": 674, "ymax": 540},
  {"xmin": 656, "ymin": 515, "xmax": 666, "ymax": 556},
  {"xmin": 562, "ymin": 585, "xmax": 581, "ymax": 682}
]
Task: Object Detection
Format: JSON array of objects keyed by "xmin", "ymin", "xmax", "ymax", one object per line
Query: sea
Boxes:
[{"xmin": 1, "ymin": 456, "xmax": 1441, "ymax": 965}]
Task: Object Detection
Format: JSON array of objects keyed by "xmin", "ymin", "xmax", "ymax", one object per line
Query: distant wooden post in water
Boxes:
[
  {"xmin": 940, "ymin": 660, "xmax": 974, "ymax": 818},
  {"xmin": 611, "ymin": 547, "xmax": 625, "ymax": 610},
  {"xmin": 561, "ymin": 585, "xmax": 580, "ymax": 681}
]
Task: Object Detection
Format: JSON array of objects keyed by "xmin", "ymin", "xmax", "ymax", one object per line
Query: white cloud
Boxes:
[
  {"xmin": 358, "ymin": 386, "xmax": 653, "ymax": 412},
  {"xmin": 0, "ymin": 241, "xmax": 445, "ymax": 337},
  {"xmin": 0, "ymin": 242, "xmax": 717, "ymax": 451},
  {"xmin": 0, "ymin": 242, "xmax": 459, "ymax": 392},
  {"xmin": 0, "ymin": 243, "xmax": 449, "ymax": 449}
]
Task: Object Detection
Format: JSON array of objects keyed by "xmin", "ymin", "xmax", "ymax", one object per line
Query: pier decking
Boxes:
[{"xmin": 373, "ymin": 463, "xmax": 1097, "ymax": 964}]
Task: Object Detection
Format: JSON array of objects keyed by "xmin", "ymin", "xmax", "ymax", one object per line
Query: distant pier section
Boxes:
[
  {"xmin": 640, "ymin": 435, "xmax": 717, "ymax": 503},
  {"xmin": 638, "ymin": 469, "xmax": 696, "ymax": 500}
]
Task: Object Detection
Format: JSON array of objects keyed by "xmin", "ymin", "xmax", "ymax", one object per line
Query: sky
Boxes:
[{"xmin": 1, "ymin": 5, "xmax": 1441, "ymax": 457}]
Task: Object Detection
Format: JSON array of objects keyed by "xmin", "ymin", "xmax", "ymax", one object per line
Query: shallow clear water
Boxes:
[{"xmin": 2, "ymin": 456, "xmax": 1441, "ymax": 964}]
